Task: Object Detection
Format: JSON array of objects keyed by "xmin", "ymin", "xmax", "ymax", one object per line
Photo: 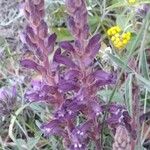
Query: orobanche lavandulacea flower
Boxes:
[
  {"xmin": 0, "ymin": 86, "xmax": 16, "ymax": 117},
  {"xmin": 20, "ymin": 0, "xmax": 136, "ymax": 149},
  {"xmin": 136, "ymin": 4, "xmax": 150, "ymax": 16}
]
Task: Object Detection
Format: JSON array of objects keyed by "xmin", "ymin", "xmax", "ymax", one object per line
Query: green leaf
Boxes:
[
  {"xmin": 141, "ymin": 51, "xmax": 149, "ymax": 80},
  {"xmin": 107, "ymin": 0, "xmax": 150, "ymax": 10},
  {"xmin": 135, "ymin": 74, "xmax": 150, "ymax": 91},
  {"xmin": 88, "ymin": 15, "xmax": 100, "ymax": 32},
  {"xmin": 106, "ymin": 1, "xmax": 126, "ymax": 10},
  {"xmin": 139, "ymin": 0, "xmax": 150, "ymax": 4},
  {"xmin": 52, "ymin": 27, "xmax": 73, "ymax": 41},
  {"xmin": 97, "ymin": 89, "xmax": 124, "ymax": 102},
  {"xmin": 27, "ymin": 135, "xmax": 41, "ymax": 150},
  {"xmin": 116, "ymin": 15, "xmax": 129, "ymax": 29},
  {"xmin": 15, "ymin": 139, "xmax": 27, "ymax": 149},
  {"xmin": 30, "ymin": 103, "xmax": 45, "ymax": 113},
  {"xmin": 107, "ymin": 53, "xmax": 132, "ymax": 72},
  {"xmin": 125, "ymin": 74, "xmax": 133, "ymax": 115},
  {"xmin": 9, "ymin": 104, "xmax": 30, "ymax": 143}
]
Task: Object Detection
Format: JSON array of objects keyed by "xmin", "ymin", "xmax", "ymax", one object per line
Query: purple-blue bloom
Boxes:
[
  {"xmin": 136, "ymin": 4, "xmax": 150, "ymax": 16},
  {"xmin": 20, "ymin": 0, "xmax": 135, "ymax": 149},
  {"xmin": 0, "ymin": 86, "xmax": 16, "ymax": 116},
  {"xmin": 106, "ymin": 103, "xmax": 136, "ymax": 140}
]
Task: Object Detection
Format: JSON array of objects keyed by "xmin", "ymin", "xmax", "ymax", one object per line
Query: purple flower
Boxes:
[
  {"xmin": 0, "ymin": 86, "xmax": 16, "ymax": 116},
  {"xmin": 66, "ymin": 0, "xmax": 89, "ymax": 40},
  {"xmin": 41, "ymin": 119, "xmax": 67, "ymax": 137},
  {"xmin": 20, "ymin": 0, "xmax": 56, "ymax": 75},
  {"xmin": 59, "ymin": 41, "xmax": 75, "ymax": 52},
  {"xmin": 44, "ymin": 33, "xmax": 57, "ymax": 54},
  {"xmin": 136, "ymin": 4, "xmax": 150, "ymax": 16},
  {"xmin": 106, "ymin": 103, "xmax": 136, "ymax": 139},
  {"xmin": 69, "ymin": 121, "xmax": 93, "ymax": 150},
  {"xmin": 54, "ymin": 48, "xmax": 77, "ymax": 68},
  {"xmin": 25, "ymin": 80, "xmax": 58, "ymax": 104},
  {"xmin": 20, "ymin": 0, "xmax": 136, "ymax": 149}
]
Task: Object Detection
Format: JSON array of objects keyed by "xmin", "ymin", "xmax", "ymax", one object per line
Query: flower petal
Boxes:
[
  {"xmin": 20, "ymin": 59, "xmax": 38, "ymax": 69},
  {"xmin": 45, "ymin": 33, "xmax": 57, "ymax": 47},
  {"xmin": 54, "ymin": 48, "xmax": 76, "ymax": 68},
  {"xmin": 38, "ymin": 20, "xmax": 48, "ymax": 39},
  {"xmin": 85, "ymin": 34, "xmax": 101, "ymax": 57},
  {"xmin": 58, "ymin": 79, "xmax": 79, "ymax": 92},
  {"xmin": 59, "ymin": 41, "xmax": 75, "ymax": 52},
  {"xmin": 40, "ymin": 119, "xmax": 67, "ymax": 137}
]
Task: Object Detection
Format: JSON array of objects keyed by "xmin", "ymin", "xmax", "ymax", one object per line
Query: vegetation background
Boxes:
[{"xmin": 0, "ymin": 0, "xmax": 150, "ymax": 149}]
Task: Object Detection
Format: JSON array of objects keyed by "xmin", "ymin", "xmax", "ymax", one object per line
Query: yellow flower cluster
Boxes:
[
  {"xmin": 107, "ymin": 26, "xmax": 131, "ymax": 50},
  {"xmin": 128, "ymin": 0, "xmax": 136, "ymax": 4}
]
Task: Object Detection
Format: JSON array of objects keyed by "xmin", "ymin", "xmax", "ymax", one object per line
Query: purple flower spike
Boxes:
[
  {"xmin": 0, "ymin": 86, "xmax": 16, "ymax": 116},
  {"xmin": 66, "ymin": 0, "xmax": 89, "ymax": 40},
  {"xmin": 136, "ymin": 4, "xmax": 150, "ymax": 16},
  {"xmin": 107, "ymin": 103, "xmax": 136, "ymax": 139},
  {"xmin": 21, "ymin": 0, "xmax": 135, "ymax": 149}
]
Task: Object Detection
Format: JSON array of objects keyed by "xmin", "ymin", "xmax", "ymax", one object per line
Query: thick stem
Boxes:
[{"xmin": 132, "ymin": 80, "xmax": 140, "ymax": 149}]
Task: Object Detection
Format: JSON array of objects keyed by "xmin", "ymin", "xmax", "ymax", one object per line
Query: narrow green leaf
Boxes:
[
  {"xmin": 141, "ymin": 51, "xmax": 149, "ymax": 80},
  {"xmin": 135, "ymin": 74, "xmax": 150, "ymax": 91},
  {"xmin": 107, "ymin": 0, "xmax": 150, "ymax": 10},
  {"xmin": 15, "ymin": 139, "xmax": 27, "ymax": 149},
  {"xmin": 27, "ymin": 136, "xmax": 41, "ymax": 150},
  {"xmin": 107, "ymin": 53, "xmax": 132, "ymax": 72},
  {"xmin": 9, "ymin": 104, "xmax": 30, "ymax": 143},
  {"xmin": 125, "ymin": 74, "xmax": 133, "ymax": 115},
  {"xmin": 97, "ymin": 89, "xmax": 123, "ymax": 102},
  {"xmin": 106, "ymin": 2, "xmax": 126, "ymax": 10}
]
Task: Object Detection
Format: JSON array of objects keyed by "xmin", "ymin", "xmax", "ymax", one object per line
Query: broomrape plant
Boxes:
[
  {"xmin": 20, "ymin": 0, "xmax": 137, "ymax": 149},
  {"xmin": 0, "ymin": 86, "xmax": 16, "ymax": 117}
]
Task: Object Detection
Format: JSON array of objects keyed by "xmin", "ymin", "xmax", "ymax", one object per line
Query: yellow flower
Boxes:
[
  {"xmin": 115, "ymin": 37, "xmax": 120, "ymax": 43},
  {"xmin": 123, "ymin": 39, "xmax": 128, "ymax": 45},
  {"xmin": 122, "ymin": 33, "xmax": 127, "ymax": 39},
  {"xmin": 112, "ymin": 30, "xmax": 117, "ymax": 35},
  {"xmin": 107, "ymin": 25, "xmax": 131, "ymax": 51},
  {"xmin": 107, "ymin": 26, "xmax": 122, "ymax": 36},
  {"xmin": 107, "ymin": 29, "xmax": 112, "ymax": 36},
  {"xmin": 122, "ymin": 32, "xmax": 131, "ymax": 41},
  {"xmin": 118, "ymin": 41, "xmax": 123, "ymax": 47},
  {"xmin": 113, "ymin": 40, "xmax": 119, "ymax": 45},
  {"xmin": 126, "ymin": 35, "xmax": 131, "ymax": 41},
  {"xmin": 115, "ymin": 26, "xmax": 121, "ymax": 32},
  {"xmin": 111, "ymin": 36, "xmax": 116, "ymax": 41},
  {"xmin": 128, "ymin": 0, "xmax": 136, "ymax": 4},
  {"xmin": 115, "ymin": 33, "xmax": 120, "ymax": 38},
  {"xmin": 127, "ymin": 32, "xmax": 131, "ymax": 36}
]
